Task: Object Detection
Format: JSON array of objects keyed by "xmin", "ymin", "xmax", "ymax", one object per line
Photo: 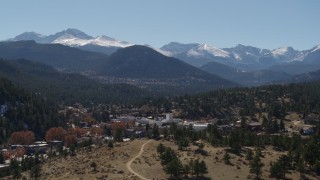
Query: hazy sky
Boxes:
[{"xmin": 1, "ymin": 0, "xmax": 319, "ymax": 50}]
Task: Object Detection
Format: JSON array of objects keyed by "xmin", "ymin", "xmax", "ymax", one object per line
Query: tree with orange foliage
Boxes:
[
  {"xmin": 111, "ymin": 121, "xmax": 126, "ymax": 132},
  {"xmin": 3, "ymin": 150, "xmax": 12, "ymax": 160},
  {"xmin": 10, "ymin": 131, "xmax": 35, "ymax": 145},
  {"xmin": 68, "ymin": 127, "xmax": 86, "ymax": 138},
  {"xmin": 64, "ymin": 135, "xmax": 77, "ymax": 148},
  {"xmin": 90, "ymin": 127, "xmax": 103, "ymax": 137},
  {"xmin": 45, "ymin": 127, "xmax": 66, "ymax": 142},
  {"xmin": 15, "ymin": 146, "xmax": 26, "ymax": 158}
]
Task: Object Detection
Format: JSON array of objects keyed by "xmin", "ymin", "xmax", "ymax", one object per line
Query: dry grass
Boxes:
[{"xmin": 32, "ymin": 139, "xmax": 319, "ymax": 180}]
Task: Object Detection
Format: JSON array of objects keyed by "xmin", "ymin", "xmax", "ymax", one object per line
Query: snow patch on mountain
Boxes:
[
  {"xmin": 53, "ymin": 36, "xmax": 133, "ymax": 48},
  {"xmin": 234, "ymin": 54, "xmax": 241, "ymax": 60},
  {"xmin": 90, "ymin": 36, "xmax": 133, "ymax": 47},
  {"xmin": 311, "ymin": 45, "xmax": 320, "ymax": 53},
  {"xmin": 272, "ymin": 47, "xmax": 291, "ymax": 56},
  {"xmin": 11, "ymin": 28, "xmax": 134, "ymax": 49},
  {"xmin": 52, "ymin": 37, "xmax": 88, "ymax": 47},
  {"xmin": 187, "ymin": 44, "xmax": 230, "ymax": 58}
]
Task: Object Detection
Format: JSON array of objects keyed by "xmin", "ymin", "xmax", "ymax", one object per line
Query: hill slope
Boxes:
[
  {"xmin": 0, "ymin": 77, "xmax": 64, "ymax": 139},
  {"xmin": 96, "ymin": 45, "xmax": 238, "ymax": 94},
  {"xmin": 0, "ymin": 59, "xmax": 150, "ymax": 104},
  {"xmin": 201, "ymin": 62, "xmax": 292, "ymax": 86},
  {"xmin": 0, "ymin": 41, "xmax": 109, "ymax": 71}
]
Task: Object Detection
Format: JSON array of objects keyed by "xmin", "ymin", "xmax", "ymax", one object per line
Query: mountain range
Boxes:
[
  {"xmin": 9, "ymin": 29, "xmax": 133, "ymax": 55},
  {"xmin": 4, "ymin": 29, "xmax": 320, "ymax": 87},
  {"xmin": 160, "ymin": 42, "xmax": 320, "ymax": 71},
  {"xmin": 9, "ymin": 29, "xmax": 320, "ymax": 71},
  {"xmin": 0, "ymin": 40, "xmax": 237, "ymax": 95}
]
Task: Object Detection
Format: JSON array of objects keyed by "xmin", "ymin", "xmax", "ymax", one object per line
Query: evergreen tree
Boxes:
[
  {"xmin": 199, "ymin": 160, "xmax": 208, "ymax": 176},
  {"xmin": 240, "ymin": 116, "xmax": 247, "ymax": 129},
  {"xmin": 278, "ymin": 155, "xmax": 291, "ymax": 179},
  {"xmin": 107, "ymin": 141, "xmax": 114, "ymax": 148},
  {"xmin": 297, "ymin": 158, "xmax": 305, "ymax": 178},
  {"xmin": 160, "ymin": 148, "xmax": 176, "ymax": 165},
  {"xmin": 90, "ymin": 162, "xmax": 97, "ymax": 172},
  {"xmin": 69, "ymin": 144, "xmax": 76, "ymax": 156},
  {"xmin": 270, "ymin": 155, "xmax": 291, "ymax": 179},
  {"xmin": 228, "ymin": 130, "xmax": 241, "ymax": 154},
  {"xmin": 270, "ymin": 161, "xmax": 282, "ymax": 179},
  {"xmin": 303, "ymin": 141, "xmax": 320, "ymax": 167},
  {"xmin": 250, "ymin": 152, "xmax": 264, "ymax": 179},
  {"xmin": 0, "ymin": 152, "xmax": 4, "ymax": 164},
  {"xmin": 164, "ymin": 158, "xmax": 183, "ymax": 178},
  {"xmin": 152, "ymin": 124, "xmax": 159, "ymax": 139},
  {"xmin": 223, "ymin": 151, "xmax": 231, "ymax": 165},
  {"xmin": 279, "ymin": 119, "xmax": 285, "ymax": 131},
  {"xmin": 246, "ymin": 149, "xmax": 254, "ymax": 161},
  {"xmin": 157, "ymin": 143, "xmax": 166, "ymax": 154},
  {"xmin": 29, "ymin": 164, "xmax": 41, "ymax": 180},
  {"xmin": 114, "ymin": 128, "xmax": 123, "ymax": 142},
  {"xmin": 314, "ymin": 160, "xmax": 320, "ymax": 175},
  {"xmin": 163, "ymin": 128, "xmax": 169, "ymax": 139},
  {"xmin": 10, "ymin": 159, "xmax": 21, "ymax": 179},
  {"xmin": 273, "ymin": 119, "xmax": 279, "ymax": 133}
]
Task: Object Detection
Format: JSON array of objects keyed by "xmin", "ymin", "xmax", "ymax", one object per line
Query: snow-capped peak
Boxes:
[
  {"xmin": 60, "ymin": 28, "xmax": 93, "ymax": 40},
  {"xmin": 52, "ymin": 33, "xmax": 133, "ymax": 48},
  {"xmin": 271, "ymin": 47, "xmax": 295, "ymax": 56},
  {"xmin": 188, "ymin": 43, "xmax": 230, "ymax": 58}
]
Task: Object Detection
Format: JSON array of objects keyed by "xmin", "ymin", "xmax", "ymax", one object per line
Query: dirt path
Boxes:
[{"xmin": 126, "ymin": 139, "xmax": 153, "ymax": 180}]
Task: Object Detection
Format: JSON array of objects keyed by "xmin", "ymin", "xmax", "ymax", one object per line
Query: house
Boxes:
[
  {"xmin": 135, "ymin": 131, "xmax": 148, "ymax": 138},
  {"xmin": 193, "ymin": 123, "xmax": 209, "ymax": 131},
  {"xmin": 247, "ymin": 122, "xmax": 262, "ymax": 132},
  {"xmin": 300, "ymin": 127, "xmax": 316, "ymax": 135},
  {"xmin": 125, "ymin": 129, "xmax": 136, "ymax": 138}
]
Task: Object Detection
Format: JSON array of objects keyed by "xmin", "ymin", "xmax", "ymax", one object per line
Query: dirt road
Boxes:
[{"xmin": 126, "ymin": 139, "xmax": 153, "ymax": 180}]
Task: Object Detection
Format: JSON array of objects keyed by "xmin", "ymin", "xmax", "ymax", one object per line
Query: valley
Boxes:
[{"xmin": 1, "ymin": 28, "xmax": 320, "ymax": 180}]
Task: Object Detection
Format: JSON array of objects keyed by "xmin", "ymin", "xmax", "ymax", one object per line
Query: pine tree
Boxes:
[
  {"xmin": 199, "ymin": 160, "xmax": 208, "ymax": 176},
  {"xmin": 0, "ymin": 152, "xmax": 4, "ymax": 164},
  {"xmin": 157, "ymin": 143, "xmax": 166, "ymax": 154},
  {"xmin": 246, "ymin": 149, "xmax": 254, "ymax": 161},
  {"xmin": 29, "ymin": 164, "xmax": 41, "ymax": 180},
  {"xmin": 270, "ymin": 161, "xmax": 282, "ymax": 179},
  {"xmin": 280, "ymin": 119, "xmax": 285, "ymax": 131},
  {"xmin": 90, "ymin": 162, "xmax": 97, "ymax": 172},
  {"xmin": 10, "ymin": 159, "xmax": 21, "ymax": 179},
  {"xmin": 250, "ymin": 152, "xmax": 264, "ymax": 179},
  {"xmin": 152, "ymin": 124, "xmax": 159, "ymax": 139},
  {"xmin": 164, "ymin": 158, "xmax": 183, "ymax": 178},
  {"xmin": 115, "ymin": 128, "xmax": 123, "ymax": 142},
  {"xmin": 223, "ymin": 151, "xmax": 231, "ymax": 165}
]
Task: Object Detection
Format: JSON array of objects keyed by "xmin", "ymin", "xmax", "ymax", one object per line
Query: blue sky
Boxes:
[{"xmin": 0, "ymin": 0, "xmax": 319, "ymax": 50}]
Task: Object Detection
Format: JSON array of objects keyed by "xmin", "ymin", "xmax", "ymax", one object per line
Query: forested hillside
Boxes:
[
  {"xmin": 0, "ymin": 77, "xmax": 64, "ymax": 141},
  {"xmin": 148, "ymin": 81, "xmax": 320, "ymax": 121},
  {"xmin": 0, "ymin": 59, "xmax": 151, "ymax": 105}
]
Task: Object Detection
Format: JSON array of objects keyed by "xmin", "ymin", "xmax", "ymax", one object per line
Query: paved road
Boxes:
[{"xmin": 126, "ymin": 139, "xmax": 153, "ymax": 180}]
